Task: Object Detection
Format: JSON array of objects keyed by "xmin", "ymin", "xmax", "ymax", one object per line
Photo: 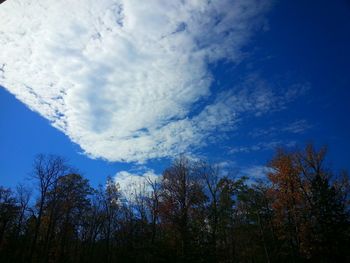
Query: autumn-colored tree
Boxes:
[
  {"xmin": 267, "ymin": 148, "xmax": 308, "ymax": 261},
  {"xmin": 268, "ymin": 144, "xmax": 350, "ymax": 262},
  {"xmin": 159, "ymin": 157, "xmax": 207, "ymax": 262}
]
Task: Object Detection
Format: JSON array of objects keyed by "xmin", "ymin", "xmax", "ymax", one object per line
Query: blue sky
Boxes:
[{"xmin": 1, "ymin": 0, "xmax": 350, "ymax": 188}]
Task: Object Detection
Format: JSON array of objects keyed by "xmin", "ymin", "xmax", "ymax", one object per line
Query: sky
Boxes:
[{"xmin": 1, "ymin": 0, "xmax": 350, "ymax": 189}]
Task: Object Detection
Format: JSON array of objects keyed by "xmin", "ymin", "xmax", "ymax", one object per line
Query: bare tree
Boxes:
[
  {"xmin": 195, "ymin": 162, "xmax": 221, "ymax": 258},
  {"xmin": 29, "ymin": 154, "xmax": 70, "ymax": 262},
  {"xmin": 146, "ymin": 176, "xmax": 161, "ymax": 244},
  {"xmin": 15, "ymin": 184, "xmax": 31, "ymax": 236}
]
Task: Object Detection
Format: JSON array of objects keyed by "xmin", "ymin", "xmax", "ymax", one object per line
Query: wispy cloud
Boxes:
[
  {"xmin": 283, "ymin": 120, "xmax": 312, "ymax": 134},
  {"xmin": 0, "ymin": 0, "xmax": 276, "ymax": 162},
  {"xmin": 229, "ymin": 139, "xmax": 298, "ymax": 154},
  {"xmin": 249, "ymin": 119, "xmax": 312, "ymax": 138}
]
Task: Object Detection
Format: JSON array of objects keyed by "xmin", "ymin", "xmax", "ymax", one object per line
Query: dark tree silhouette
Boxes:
[{"xmin": 0, "ymin": 144, "xmax": 349, "ymax": 263}]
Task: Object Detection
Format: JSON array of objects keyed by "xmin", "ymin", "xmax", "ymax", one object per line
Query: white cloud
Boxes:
[
  {"xmin": 0, "ymin": 0, "xmax": 273, "ymax": 162},
  {"xmin": 114, "ymin": 170, "xmax": 160, "ymax": 201},
  {"xmin": 240, "ymin": 165, "xmax": 272, "ymax": 180}
]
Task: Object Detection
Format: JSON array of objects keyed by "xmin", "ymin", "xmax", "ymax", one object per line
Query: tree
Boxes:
[
  {"xmin": 100, "ymin": 176, "xmax": 121, "ymax": 263},
  {"xmin": 14, "ymin": 184, "xmax": 31, "ymax": 238},
  {"xmin": 146, "ymin": 176, "xmax": 161, "ymax": 246},
  {"xmin": 267, "ymin": 144, "xmax": 350, "ymax": 261},
  {"xmin": 0, "ymin": 187, "xmax": 18, "ymax": 250},
  {"xmin": 12, "ymin": 184, "xmax": 31, "ymax": 262},
  {"xmin": 29, "ymin": 154, "xmax": 70, "ymax": 262},
  {"xmin": 267, "ymin": 148, "xmax": 307, "ymax": 261},
  {"xmin": 159, "ymin": 157, "xmax": 206, "ymax": 262},
  {"xmin": 0, "ymin": 147, "xmax": 348, "ymax": 263},
  {"xmin": 54, "ymin": 173, "xmax": 92, "ymax": 262},
  {"xmin": 294, "ymin": 145, "xmax": 350, "ymax": 262}
]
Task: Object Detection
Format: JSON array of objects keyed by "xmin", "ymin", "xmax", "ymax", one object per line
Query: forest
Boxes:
[{"xmin": 0, "ymin": 144, "xmax": 349, "ymax": 263}]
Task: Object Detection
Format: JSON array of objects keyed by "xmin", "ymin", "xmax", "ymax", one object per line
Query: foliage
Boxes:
[{"xmin": 0, "ymin": 145, "xmax": 349, "ymax": 263}]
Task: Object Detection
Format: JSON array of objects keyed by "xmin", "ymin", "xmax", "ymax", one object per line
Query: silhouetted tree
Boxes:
[
  {"xmin": 159, "ymin": 157, "xmax": 206, "ymax": 262},
  {"xmin": 0, "ymin": 144, "xmax": 349, "ymax": 263},
  {"xmin": 29, "ymin": 154, "xmax": 70, "ymax": 262}
]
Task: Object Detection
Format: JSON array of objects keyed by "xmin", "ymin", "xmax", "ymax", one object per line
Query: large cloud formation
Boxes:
[{"xmin": 0, "ymin": 0, "xmax": 272, "ymax": 162}]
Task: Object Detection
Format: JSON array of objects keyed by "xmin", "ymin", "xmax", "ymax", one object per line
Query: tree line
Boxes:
[{"xmin": 0, "ymin": 144, "xmax": 349, "ymax": 263}]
